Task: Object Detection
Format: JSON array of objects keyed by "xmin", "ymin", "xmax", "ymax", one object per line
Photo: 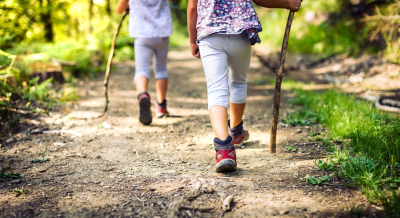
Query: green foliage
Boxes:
[
  {"xmin": 59, "ymin": 87, "xmax": 80, "ymax": 102},
  {"xmin": 283, "ymin": 108, "xmax": 318, "ymax": 126},
  {"xmin": 362, "ymin": 1, "xmax": 400, "ymax": 63},
  {"xmin": 34, "ymin": 150, "xmax": 49, "ymax": 163},
  {"xmin": 255, "ymin": 0, "xmax": 400, "ymax": 58},
  {"xmin": 22, "ymin": 77, "xmax": 53, "ymax": 101},
  {"xmin": 285, "ymin": 146, "xmax": 298, "ymax": 152},
  {"xmin": 12, "ymin": 185, "xmax": 29, "ymax": 196},
  {"xmin": 33, "ymin": 157, "xmax": 49, "ymax": 163},
  {"xmin": 253, "ymin": 76, "xmax": 274, "ymax": 86},
  {"xmin": 255, "ymin": 1, "xmax": 362, "ymax": 56},
  {"xmin": 1, "ymin": 49, "xmax": 80, "ymax": 142},
  {"xmin": 301, "ymin": 174, "xmax": 330, "ymax": 185},
  {"xmin": 314, "ymin": 159, "xmax": 336, "ymax": 171},
  {"xmin": 289, "ymin": 89, "xmax": 400, "ymax": 164},
  {"xmin": 292, "ymin": 20, "xmax": 362, "ymax": 56},
  {"xmin": 348, "ymin": 205, "xmax": 368, "ymax": 216},
  {"xmin": 8, "ymin": 41, "xmax": 106, "ymax": 78},
  {"xmin": 383, "ymin": 190, "xmax": 400, "ymax": 218},
  {"xmin": 0, "ymin": 171, "xmax": 21, "ymax": 181},
  {"xmin": 339, "ymin": 156, "xmax": 387, "ymax": 188},
  {"xmin": 290, "ymin": 88, "xmax": 400, "ymax": 205},
  {"xmin": 330, "ymin": 145, "xmax": 351, "ymax": 165}
]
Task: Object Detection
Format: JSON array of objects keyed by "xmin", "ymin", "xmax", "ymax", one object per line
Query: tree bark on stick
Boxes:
[
  {"xmin": 103, "ymin": 9, "xmax": 129, "ymax": 113},
  {"xmin": 270, "ymin": 11, "xmax": 295, "ymax": 154}
]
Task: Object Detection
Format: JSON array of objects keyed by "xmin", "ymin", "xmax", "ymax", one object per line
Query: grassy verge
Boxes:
[
  {"xmin": 1, "ymin": 49, "xmax": 80, "ymax": 142},
  {"xmin": 284, "ymin": 87, "xmax": 400, "ymax": 216}
]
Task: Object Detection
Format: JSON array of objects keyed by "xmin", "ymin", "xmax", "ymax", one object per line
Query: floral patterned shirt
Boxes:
[
  {"xmin": 129, "ymin": 0, "xmax": 173, "ymax": 38},
  {"xmin": 196, "ymin": 0, "xmax": 262, "ymax": 45}
]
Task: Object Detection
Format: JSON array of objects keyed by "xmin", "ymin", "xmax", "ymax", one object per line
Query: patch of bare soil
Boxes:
[{"xmin": 0, "ymin": 47, "xmax": 388, "ymax": 217}]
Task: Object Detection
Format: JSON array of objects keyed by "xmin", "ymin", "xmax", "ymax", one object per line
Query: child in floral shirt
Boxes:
[{"xmin": 187, "ymin": 0, "xmax": 302, "ymax": 172}]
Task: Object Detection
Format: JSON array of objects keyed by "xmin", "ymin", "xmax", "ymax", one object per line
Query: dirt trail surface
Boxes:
[{"xmin": 1, "ymin": 47, "xmax": 386, "ymax": 217}]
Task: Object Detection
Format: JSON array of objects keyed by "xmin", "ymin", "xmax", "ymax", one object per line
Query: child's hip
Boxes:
[{"xmin": 198, "ymin": 32, "xmax": 250, "ymax": 54}]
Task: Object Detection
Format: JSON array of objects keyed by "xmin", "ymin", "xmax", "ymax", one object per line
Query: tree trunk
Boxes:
[
  {"xmin": 105, "ymin": 0, "xmax": 111, "ymax": 16},
  {"xmin": 88, "ymin": 0, "xmax": 93, "ymax": 35},
  {"xmin": 41, "ymin": 0, "xmax": 54, "ymax": 42}
]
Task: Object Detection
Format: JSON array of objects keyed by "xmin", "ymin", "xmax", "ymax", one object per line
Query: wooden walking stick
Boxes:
[
  {"xmin": 270, "ymin": 11, "xmax": 295, "ymax": 153},
  {"xmin": 103, "ymin": 8, "xmax": 129, "ymax": 113}
]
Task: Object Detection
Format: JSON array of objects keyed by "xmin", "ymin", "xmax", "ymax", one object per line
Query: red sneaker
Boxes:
[
  {"xmin": 138, "ymin": 92, "xmax": 152, "ymax": 125},
  {"xmin": 215, "ymin": 139, "xmax": 237, "ymax": 173},
  {"xmin": 229, "ymin": 122, "xmax": 249, "ymax": 147},
  {"xmin": 232, "ymin": 127, "xmax": 249, "ymax": 147},
  {"xmin": 155, "ymin": 100, "xmax": 169, "ymax": 118}
]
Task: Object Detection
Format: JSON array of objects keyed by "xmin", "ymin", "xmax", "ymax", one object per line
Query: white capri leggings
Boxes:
[
  {"xmin": 198, "ymin": 32, "xmax": 251, "ymax": 110},
  {"xmin": 134, "ymin": 37, "xmax": 169, "ymax": 81}
]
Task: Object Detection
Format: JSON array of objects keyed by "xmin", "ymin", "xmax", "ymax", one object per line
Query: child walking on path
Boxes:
[
  {"xmin": 116, "ymin": 0, "xmax": 177, "ymax": 125},
  {"xmin": 187, "ymin": 0, "xmax": 302, "ymax": 172}
]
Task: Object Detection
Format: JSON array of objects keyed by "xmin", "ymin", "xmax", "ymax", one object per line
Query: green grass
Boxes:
[
  {"xmin": 284, "ymin": 108, "xmax": 318, "ymax": 126},
  {"xmin": 288, "ymin": 89, "xmax": 400, "ymax": 163},
  {"xmin": 7, "ymin": 40, "xmax": 106, "ymax": 78},
  {"xmin": 286, "ymin": 88, "xmax": 400, "ymax": 209}
]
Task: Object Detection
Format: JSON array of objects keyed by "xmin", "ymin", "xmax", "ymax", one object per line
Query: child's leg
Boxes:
[
  {"xmin": 134, "ymin": 38, "xmax": 153, "ymax": 125},
  {"xmin": 229, "ymin": 102, "xmax": 246, "ymax": 128},
  {"xmin": 198, "ymin": 40, "xmax": 230, "ymax": 141},
  {"xmin": 153, "ymin": 37, "xmax": 169, "ymax": 104},
  {"xmin": 155, "ymin": 79, "xmax": 167, "ymax": 104},
  {"xmin": 134, "ymin": 38, "xmax": 153, "ymax": 92},
  {"xmin": 199, "ymin": 36, "xmax": 236, "ymax": 172},
  {"xmin": 135, "ymin": 76, "xmax": 149, "ymax": 93},
  {"xmin": 152, "ymin": 37, "xmax": 170, "ymax": 117},
  {"xmin": 209, "ymin": 106, "xmax": 229, "ymax": 141},
  {"xmin": 227, "ymin": 33, "xmax": 251, "ymax": 146},
  {"xmin": 227, "ymin": 32, "xmax": 251, "ymax": 128}
]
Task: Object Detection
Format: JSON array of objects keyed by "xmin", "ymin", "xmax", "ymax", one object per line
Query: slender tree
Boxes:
[
  {"xmin": 40, "ymin": 0, "xmax": 54, "ymax": 42},
  {"xmin": 88, "ymin": 0, "xmax": 94, "ymax": 35}
]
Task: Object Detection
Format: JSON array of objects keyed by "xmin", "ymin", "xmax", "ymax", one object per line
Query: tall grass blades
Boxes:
[
  {"xmin": 339, "ymin": 156, "xmax": 387, "ymax": 188},
  {"xmin": 287, "ymin": 88, "xmax": 400, "ymax": 207},
  {"xmin": 289, "ymin": 89, "xmax": 400, "ymax": 164}
]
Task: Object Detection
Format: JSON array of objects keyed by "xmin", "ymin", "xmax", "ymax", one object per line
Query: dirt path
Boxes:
[{"xmin": 0, "ymin": 47, "xmax": 380, "ymax": 217}]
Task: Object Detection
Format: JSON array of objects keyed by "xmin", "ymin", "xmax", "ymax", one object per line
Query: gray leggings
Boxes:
[
  {"xmin": 134, "ymin": 37, "xmax": 169, "ymax": 81},
  {"xmin": 198, "ymin": 32, "xmax": 251, "ymax": 110}
]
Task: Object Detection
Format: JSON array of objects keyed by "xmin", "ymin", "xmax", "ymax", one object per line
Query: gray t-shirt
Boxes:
[{"xmin": 128, "ymin": 0, "xmax": 173, "ymax": 38}]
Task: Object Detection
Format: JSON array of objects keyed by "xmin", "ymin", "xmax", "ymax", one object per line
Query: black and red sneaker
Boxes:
[
  {"xmin": 228, "ymin": 120, "xmax": 249, "ymax": 147},
  {"xmin": 155, "ymin": 100, "xmax": 169, "ymax": 118},
  {"xmin": 138, "ymin": 92, "xmax": 152, "ymax": 125},
  {"xmin": 214, "ymin": 137, "xmax": 237, "ymax": 173}
]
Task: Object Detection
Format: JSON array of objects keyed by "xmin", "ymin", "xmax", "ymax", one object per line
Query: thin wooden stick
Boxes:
[
  {"xmin": 103, "ymin": 9, "xmax": 129, "ymax": 113},
  {"xmin": 270, "ymin": 11, "xmax": 295, "ymax": 154}
]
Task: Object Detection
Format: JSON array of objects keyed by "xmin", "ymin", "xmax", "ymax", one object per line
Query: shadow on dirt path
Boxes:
[{"xmin": 0, "ymin": 47, "xmax": 381, "ymax": 217}]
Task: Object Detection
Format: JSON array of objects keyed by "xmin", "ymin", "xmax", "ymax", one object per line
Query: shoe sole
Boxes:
[
  {"xmin": 156, "ymin": 113, "xmax": 169, "ymax": 118},
  {"xmin": 215, "ymin": 159, "xmax": 237, "ymax": 173},
  {"xmin": 139, "ymin": 98, "xmax": 152, "ymax": 125}
]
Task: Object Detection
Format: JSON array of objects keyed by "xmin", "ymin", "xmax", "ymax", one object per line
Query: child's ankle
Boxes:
[
  {"xmin": 214, "ymin": 136, "xmax": 233, "ymax": 151},
  {"xmin": 228, "ymin": 120, "xmax": 243, "ymax": 136},
  {"xmin": 156, "ymin": 99, "xmax": 167, "ymax": 107},
  {"xmin": 137, "ymin": 91, "xmax": 150, "ymax": 99}
]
